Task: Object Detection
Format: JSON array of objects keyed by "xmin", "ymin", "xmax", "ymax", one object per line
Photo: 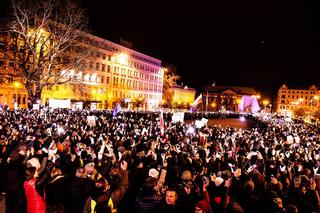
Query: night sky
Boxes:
[
  {"xmin": 2, "ymin": 0, "xmax": 320, "ymax": 101},
  {"xmin": 80, "ymin": 0, "xmax": 320, "ymax": 100}
]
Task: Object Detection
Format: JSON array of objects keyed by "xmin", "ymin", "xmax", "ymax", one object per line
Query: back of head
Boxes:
[
  {"xmin": 142, "ymin": 177, "xmax": 157, "ymax": 196},
  {"xmin": 25, "ymin": 167, "xmax": 36, "ymax": 181},
  {"xmin": 244, "ymin": 180, "xmax": 255, "ymax": 193},
  {"xmin": 226, "ymin": 202, "xmax": 244, "ymax": 213},
  {"xmin": 286, "ymin": 204, "xmax": 298, "ymax": 213}
]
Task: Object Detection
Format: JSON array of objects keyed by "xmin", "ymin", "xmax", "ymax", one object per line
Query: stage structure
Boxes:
[{"xmin": 238, "ymin": 96, "xmax": 260, "ymax": 113}]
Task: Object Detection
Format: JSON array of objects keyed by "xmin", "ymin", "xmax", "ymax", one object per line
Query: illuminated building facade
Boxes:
[
  {"xmin": 276, "ymin": 84, "xmax": 319, "ymax": 114},
  {"xmin": 0, "ymin": 31, "xmax": 164, "ymax": 110},
  {"xmin": 202, "ymin": 85, "xmax": 259, "ymax": 112},
  {"xmin": 164, "ymin": 84, "xmax": 196, "ymax": 106}
]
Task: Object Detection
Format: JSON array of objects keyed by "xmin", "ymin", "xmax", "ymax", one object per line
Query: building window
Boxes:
[
  {"xmin": 102, "ymin": 54, "xmax": 106, "ymax": 60},
  {"xmin": 101, "ymin": 76, "xmax": 105, "ymax": 83},
  {"xmin": 0, "ymin": 43, "xmax": 5, "ymax": 50},
  {"xmin": 108, "ymin": 55, "xmax": 111, "ymax": 61},
  {"xmin": 102, "ymin": 64, "xmax": 105, "ymax": 72},
  {"xmin": 96, "ymin": 63, "xmax": 99, "ymax": 70},
  {"xmin": 9, "ymin": 61, "xmax": 14, "ymax": 67},
  {"xmin": 106, "ymin": 77, "xmax": 110, "ymax": 84}
]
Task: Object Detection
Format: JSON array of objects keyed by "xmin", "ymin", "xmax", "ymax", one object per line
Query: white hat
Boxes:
[
  {"xmin": 27, "ymin": 158, "xmax": 41, "ymax": 170},
  {"xmin": 148, "ymin": 168, "xmax": 159, "ymax": 178}
]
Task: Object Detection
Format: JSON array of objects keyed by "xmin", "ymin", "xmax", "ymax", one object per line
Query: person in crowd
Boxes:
[{"xmin": 0, "ymin": 108, "xmax": 320, "ymax": 213}]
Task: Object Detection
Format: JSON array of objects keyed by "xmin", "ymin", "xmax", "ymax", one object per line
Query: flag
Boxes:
[
  {"xmin": 191, "ymin": 94, "xmax": 203, "ymax": 106},
  {"xmin": 113, "ymin": 103, "xmax": 122, "ymax": 116},
  {"xmin": 159, "ymin": 108, "xmax": 164, "ymax": 136}
]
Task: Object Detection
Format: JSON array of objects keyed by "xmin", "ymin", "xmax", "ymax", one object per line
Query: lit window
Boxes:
[
  {"xmin": 91, "ymin": 73, "xmax": 97, "ymax": 82},
  {"xmin": 84, "ymin": 74, "xmax": 90, "ymax": 81}
]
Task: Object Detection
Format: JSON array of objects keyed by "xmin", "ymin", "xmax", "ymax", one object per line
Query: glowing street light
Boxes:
[
  {"xmin": 262, "ymin": 100, "xmax": 269, "ymax": 110},
  {"xmin": 14, "ymin": 81, "xmax": 21, "ymax": 88}
]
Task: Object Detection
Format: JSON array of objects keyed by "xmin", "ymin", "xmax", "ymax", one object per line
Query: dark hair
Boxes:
[
  {"xmin": 226, "ymin": 202, "xmax": 244, "ymax": 213},
  {"xmin": 25, "ymin": 167, "xmax": 36, "ymax": 181}
]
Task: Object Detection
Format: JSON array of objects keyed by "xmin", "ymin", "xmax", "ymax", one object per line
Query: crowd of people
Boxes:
[{"xmin": 0, "ymin": 108, "xmax": 319, "ymax": 213}]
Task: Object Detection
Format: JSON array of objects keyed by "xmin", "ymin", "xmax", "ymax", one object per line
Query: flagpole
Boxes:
[{"xmin": 206, "ymin": 90, "xmax": 208, "ymax": 113}]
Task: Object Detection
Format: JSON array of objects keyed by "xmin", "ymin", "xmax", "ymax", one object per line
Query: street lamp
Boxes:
[{"xmin": 262, "ymin": 100, "xmax": 269, "ymax": 111}]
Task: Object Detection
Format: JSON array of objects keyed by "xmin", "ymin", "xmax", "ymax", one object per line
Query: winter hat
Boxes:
[
  {"xmin": 148, "ymin": 168, "xmax": 159, "ymax": 178},
  {"xmin": 27, "ymin": 158, "xmax": 41, "ymax": 170},
  {"xmin": 214, "ymin": 177, "xmax": 224, "ymax": 187},
  {"xmin": 195, "ymin": 200, "xmax": 210, "ymax": 212}
]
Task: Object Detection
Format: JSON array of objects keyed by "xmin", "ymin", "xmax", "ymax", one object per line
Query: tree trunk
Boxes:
[{"xmin": 25, "ymin": 82, "xmax": 42, "ymax": 105}]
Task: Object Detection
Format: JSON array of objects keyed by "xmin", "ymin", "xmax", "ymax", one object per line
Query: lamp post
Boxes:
[
  {"xmin": 262, "ymin": 100, "xmax": 269, "ymax": 111},
  {"xmin": 13, "ymin": 81, "xmax": 21, "ymax": 108}
]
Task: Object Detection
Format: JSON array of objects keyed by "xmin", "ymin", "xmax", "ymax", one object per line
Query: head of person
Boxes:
[
  {"xmin": 226, "ymin": 202, "xmax": 244, "ymax": 213},
  {"xmin": 286, "ymin": 204, "xmax": 298, "ymax": 213},
  {"xmin": 51, "ymin": 167, "xmax": 62, "ymax": 178},
  {"xmin": 84, "ymin": 162, "xmax": 96, "ymax": 175},
  {"xmin": 165, "ymin": 188, "xmax": 178, "ymax": 205},
  {"xmin": 195, "ymin": 200, "xmax": 210, "ymax": 213},
  {"xmin": 25, "ymin": 167, "xmax": 36, "ymax": 181},
  {"xmin": 75, "ymin": 167, "xmax": 86, "ymax": 178}
]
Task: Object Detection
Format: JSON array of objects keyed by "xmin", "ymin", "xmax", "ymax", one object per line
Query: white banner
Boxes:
[
  {"xmin": 33, "ymin": 104, "xmax": 40, "ymax": 110},
  {"xmin": 172, "ymin": 112, "xmax": 184, "ymax": 123},
  {"xmin": 195, "ymin": 120, "xmax": 204, "ymax": 128},
  {"xmin": 49, "ymin": 99, "xmax": 71, "ymax": 109},
  {"xmin": 201, "ymin": 118, "xmax": 208, "ymax": 125}
]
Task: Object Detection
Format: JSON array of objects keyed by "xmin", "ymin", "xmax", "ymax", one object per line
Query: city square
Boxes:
[{"xmin": 0, "ymin": 0, "xmax": 319, "ymax": 213}]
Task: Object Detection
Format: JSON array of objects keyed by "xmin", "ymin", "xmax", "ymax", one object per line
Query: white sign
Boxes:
[
  {"xmin": 172, "ymin": 112, "xmax": 184, "ymax": 123},
  {"xmin": 49, "ymin": 99, "xmax": 71, "ymax": 109},
  {"xmin": 201, "ymin": 118, "xmax": 208, "ymax": 125},
  {"xmin": 87, "ymin": 116, "xmax": 96, "ymax": 127},
  {"xmin": 33, "ymin": 104, "xmax": 40, "ymax": 110},
  {"xmin": 195, "ymin": 120, "xmax": 204, "ymax": 128}
]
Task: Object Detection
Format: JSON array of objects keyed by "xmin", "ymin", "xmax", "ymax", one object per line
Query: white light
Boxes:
[
  {"xmin": 240, "ymin": 116, "xmax": 246, "ymax": 122},
  {"xmin": 118, "ymin": 53, "xmax": 128, "ymax": 64}
]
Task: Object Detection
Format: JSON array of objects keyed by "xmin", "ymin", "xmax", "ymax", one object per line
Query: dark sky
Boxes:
[
  {"xmin": 2, "ymin": 0, "xmax": 320, "ymax": 100},
  {"xmin": 80, "ymin": 0, "xmax": 320, "ymax": 100}
]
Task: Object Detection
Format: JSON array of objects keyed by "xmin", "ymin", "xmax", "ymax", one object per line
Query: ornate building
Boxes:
[
  {"xmin": 202, "ymin": 85, "xmax": 259, "ymax": 112},
  {"xmin": 276, "ymin": 84, "xmax": 319, "ymax": 115},
  {"xmin": 0, "ymin": 31, "xmax": 164, "ymax": 110}
]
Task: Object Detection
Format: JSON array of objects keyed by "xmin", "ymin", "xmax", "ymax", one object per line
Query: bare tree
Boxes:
[
  {"xmin": 162, "ymin": 68, "xmax": 180, "ymax": 106},
  {"xmin": 293, "ymin": 107, "xmax": 306, "ymax": 118},
  {"xmin": 3, "ymin": 0, "xmax": 90, "ymax": 104}
]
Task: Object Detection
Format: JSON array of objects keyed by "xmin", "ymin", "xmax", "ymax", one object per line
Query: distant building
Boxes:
[
  {"xmin": 0, "ymin": 30, "xmax": 164, "ymax": 110},
  {"xmin": 171, "ymin": 85, "xmax": 196, "ymax": 106},
  {"xmin": 202, "ymin": 85, "xmax": 259, "ymax": 112},
  {"xmin": 276, "ymin": 84, "xmax": 319, "ymax": 114}
]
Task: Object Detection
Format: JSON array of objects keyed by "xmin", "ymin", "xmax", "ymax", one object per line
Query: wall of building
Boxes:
[
  {"xmin": 0, "ymin": 31, "xmax": 164, "ymax": 110},
  {"xmin": 276, "ymin": 84, "xmax": 319, "ymax": 114}
]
